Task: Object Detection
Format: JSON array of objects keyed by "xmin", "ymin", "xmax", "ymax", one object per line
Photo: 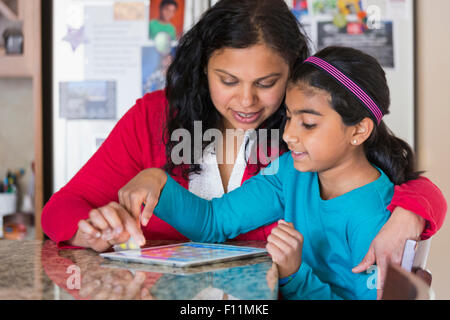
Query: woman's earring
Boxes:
[{"xmin": 352, "ymin": 140, "xmax": 358, "ymax": 145}]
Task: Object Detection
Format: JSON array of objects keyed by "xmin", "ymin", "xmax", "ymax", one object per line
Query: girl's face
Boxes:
[
  {"xmin": 206, "ymin": 44, "xmax": 290, "ymax": 131},
  {"xmin": 283, "ymin": 84, "xmax": 355, "ymax": 173}
]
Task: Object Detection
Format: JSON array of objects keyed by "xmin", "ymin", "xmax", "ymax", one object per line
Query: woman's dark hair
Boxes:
[
  {"xmin": 164, "ymin": 0, "xmax": 310, "ymax": 180},
  {"xmin": 289, "ymin": 46, "xmax": 421, "ymax": 185}
]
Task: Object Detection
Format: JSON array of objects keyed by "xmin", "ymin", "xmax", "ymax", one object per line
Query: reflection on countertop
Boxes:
[{"xmin": 0, "ymin": 239, "xmax": 278, "ymax": 300}]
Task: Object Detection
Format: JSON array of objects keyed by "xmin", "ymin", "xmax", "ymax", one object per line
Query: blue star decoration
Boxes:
[{"xmin": 62, "ymin": 25, "xmax": 88, "ymax": 52}]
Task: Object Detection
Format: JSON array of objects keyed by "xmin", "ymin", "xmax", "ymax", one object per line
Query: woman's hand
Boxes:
[
  {"xmin": 266, "ymin": 220, "xmax": 304, "ymax": 279},
  {"xmin": 352, "ymin": 207, "xmax": 426, "ymax": 299},
  {"xmin": 118, "ymin": 168, "xmax": 168, "ymax": 227},
  {"xmin": 67, "ymin": 202, "xmax": 146, "ymax": 252}
]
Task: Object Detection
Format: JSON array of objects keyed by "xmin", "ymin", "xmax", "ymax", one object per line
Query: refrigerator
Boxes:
[
  {"xmin": 50, "ymin": 0, "xmax": 211, "ymax": 192},
  {"xmin": 49, "ymin": 0, "xmax": 415, "ymax": 193}
]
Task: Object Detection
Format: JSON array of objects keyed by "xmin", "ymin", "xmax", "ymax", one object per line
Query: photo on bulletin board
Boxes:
[
  {"xmin": 59, "ymin": 81, "xmax": 117, "ymax": 120},
  {"xmin": 293, "ymin": 0, "xmax": 396, "ymax": 68},
  {"xmin": 142, "ymin": 44, "xmax": 176, "ymax": 95},
  {"xmin": 311, "ymin": 0, "xmax": 339, "ymax": 15},
  {"xmin": 149, "ymin": 0, "xmax": 185, "ymax": 40},
  {"xmin": 317, "ymin": 20, "xmax": 394, "ymax": 68},
  {"xmin": 113, "ymin": 1, "xmax": 146, "ymax": 21}
]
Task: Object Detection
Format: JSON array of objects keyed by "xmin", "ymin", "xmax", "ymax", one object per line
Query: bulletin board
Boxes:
[
  {"xmin": 51, "ymin": 0, "xmax": 415, "ymax": 192},
  {"xmin": 51, "ymin": 0, "xmax": 209, "ymax": 191}
]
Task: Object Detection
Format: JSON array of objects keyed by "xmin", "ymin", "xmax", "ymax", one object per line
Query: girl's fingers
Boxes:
[
  {"xmin": 129, "ymin": 191, "xmax": 147, "ymax": 221},
  {"xmin": 270, "ymin": 226, "xmax": 302, "ymax": 250},
  {"xmin": 276, "ymin": 221, "xmax": 303, "ymax": 241},
  {"xmin": 116, "ymin": 205, "xmax": 146, "ymax": 246},
  {"xmin": 78, "ymin": 219, "xmax": 101, "ymax": 239},
  {"xmin": 267, "ymin": 232, "xmax": 293, "ymax": 253},
  {"xmin": 141, "ymin": 190, "xmax": 161, "ymax": 227},
  {"xmin": 266, "ymin": 241, "xmax": 285, "ymax": 264},
  {"xmin": 122, "ymin": 192, "xmax": 132, "ymax": 217},
  {"xmin": 278, "ymin": 219, "xmax": 292, "ymax": 227},
  {"xmin": 352, "ymin": 245, "xmax": 375, "ymax": 273},
  {"xmin": 118, "ymin": 188, "xmax": 128, "ymax": 211},
  {"xmin": 117, "ymin": 189, "xmax": 124, "ymax": 210}
]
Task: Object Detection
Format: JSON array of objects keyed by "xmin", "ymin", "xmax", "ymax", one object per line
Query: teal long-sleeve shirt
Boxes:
[{"xmin": 154, "ymin": 152, "xmax": 393, "ymax": 300}]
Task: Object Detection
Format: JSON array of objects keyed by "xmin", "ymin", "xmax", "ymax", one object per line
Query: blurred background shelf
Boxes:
[
  {"xmin": 0, "ymin": 0, "xmax": 43, "ymax": 240},
  {"xmin": 0, "ymin": 0, "xmax": 39, "ymax": 77}
]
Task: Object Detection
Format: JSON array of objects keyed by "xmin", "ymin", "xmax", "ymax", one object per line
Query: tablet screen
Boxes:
[{"xmin": 100, "ymin": 242, "xmax": 268, "ymax": 267}]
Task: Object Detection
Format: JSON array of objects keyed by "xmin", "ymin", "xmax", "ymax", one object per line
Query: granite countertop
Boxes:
[{"xmin": 0, "ymin": 240, "xmax": 278, "ymax": 300}]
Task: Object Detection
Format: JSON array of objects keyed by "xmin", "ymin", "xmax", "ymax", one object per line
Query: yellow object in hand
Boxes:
[{"xmin": 114, "ymin": 237, "xmax": 141, "ymax": 252}]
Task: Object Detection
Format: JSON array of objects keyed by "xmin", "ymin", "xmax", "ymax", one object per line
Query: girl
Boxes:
[
  {"xmin": 41, "ymin": 0, "xmax": 446, "ymax": 290},
  {"xmin": 138, "ymin": 46, "xmax": 442, "ymax": 300}
]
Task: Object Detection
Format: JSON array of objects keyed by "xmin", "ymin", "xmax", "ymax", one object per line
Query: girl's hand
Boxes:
[
  {"xmin": 266, "ymin": 220, "xmax": 304, "ymax": 279},
  {"xmin": 67, "ymin": 202, "xmax": 146, "ymax": 252},
  {"xmin": 352, "ymin": 207, "xmax": 426, "ymax": 299},
  {"xmin": 118, "ymin": 168, "xmax": 168, "ymax": 227}
]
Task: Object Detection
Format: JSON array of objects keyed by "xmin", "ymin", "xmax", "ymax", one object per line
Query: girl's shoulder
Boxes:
[
  {"xmin": 370, "ymin": 167, "xmax": 395, "ymax": 206},
  {"xmin": 345, "ymin": 169, "xmax": 394, "ymax": 230}
]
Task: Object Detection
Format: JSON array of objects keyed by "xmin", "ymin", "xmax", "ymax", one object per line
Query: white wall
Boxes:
[{"xmin": 416, "ymin": 0, "xmax": 450, "ymax": 300}]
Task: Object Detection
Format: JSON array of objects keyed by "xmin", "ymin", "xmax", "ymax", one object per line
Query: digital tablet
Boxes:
[{"xmin": 100, "ymin": 242, "xmax": 268, "ymax": 268}]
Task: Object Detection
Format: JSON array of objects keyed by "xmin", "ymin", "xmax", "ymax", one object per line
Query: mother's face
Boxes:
[{"xmin": 206, "ymin": 44, "xmax": 290, "ymax": 131}]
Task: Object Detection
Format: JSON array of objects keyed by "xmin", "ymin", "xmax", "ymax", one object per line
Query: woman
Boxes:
[{"xmin": 42, "ymin": 0, "xmax": 446, "ymax": 298}]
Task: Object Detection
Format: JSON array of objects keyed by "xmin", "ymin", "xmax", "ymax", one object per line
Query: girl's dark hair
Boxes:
[
  {"xmin": 290, "ymin": 46, "xmax": 421, "ymax": 185},
  {"xmin": 164, "ymin": 0, "xmax": 310, "ymax": 180}
]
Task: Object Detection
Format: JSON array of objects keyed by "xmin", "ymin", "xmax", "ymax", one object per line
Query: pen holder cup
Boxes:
[{"xmin": 0, "ymin": 192, "xmax": 17, "ymax": 215}]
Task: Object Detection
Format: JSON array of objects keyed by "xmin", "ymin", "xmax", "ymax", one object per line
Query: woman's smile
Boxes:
[{"xmin": 231, "ymin": 109, "xmax": 264, "ymax": 124}]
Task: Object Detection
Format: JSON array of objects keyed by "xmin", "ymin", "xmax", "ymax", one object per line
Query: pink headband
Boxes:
[{"xmin": 304, "ymin": 56, "xmax": 383, "ymax": 124}]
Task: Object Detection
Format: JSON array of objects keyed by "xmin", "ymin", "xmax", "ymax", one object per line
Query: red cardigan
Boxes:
[{"xmin": 41, "ymin": 90, "xmax": 447, "ymax": 246}]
